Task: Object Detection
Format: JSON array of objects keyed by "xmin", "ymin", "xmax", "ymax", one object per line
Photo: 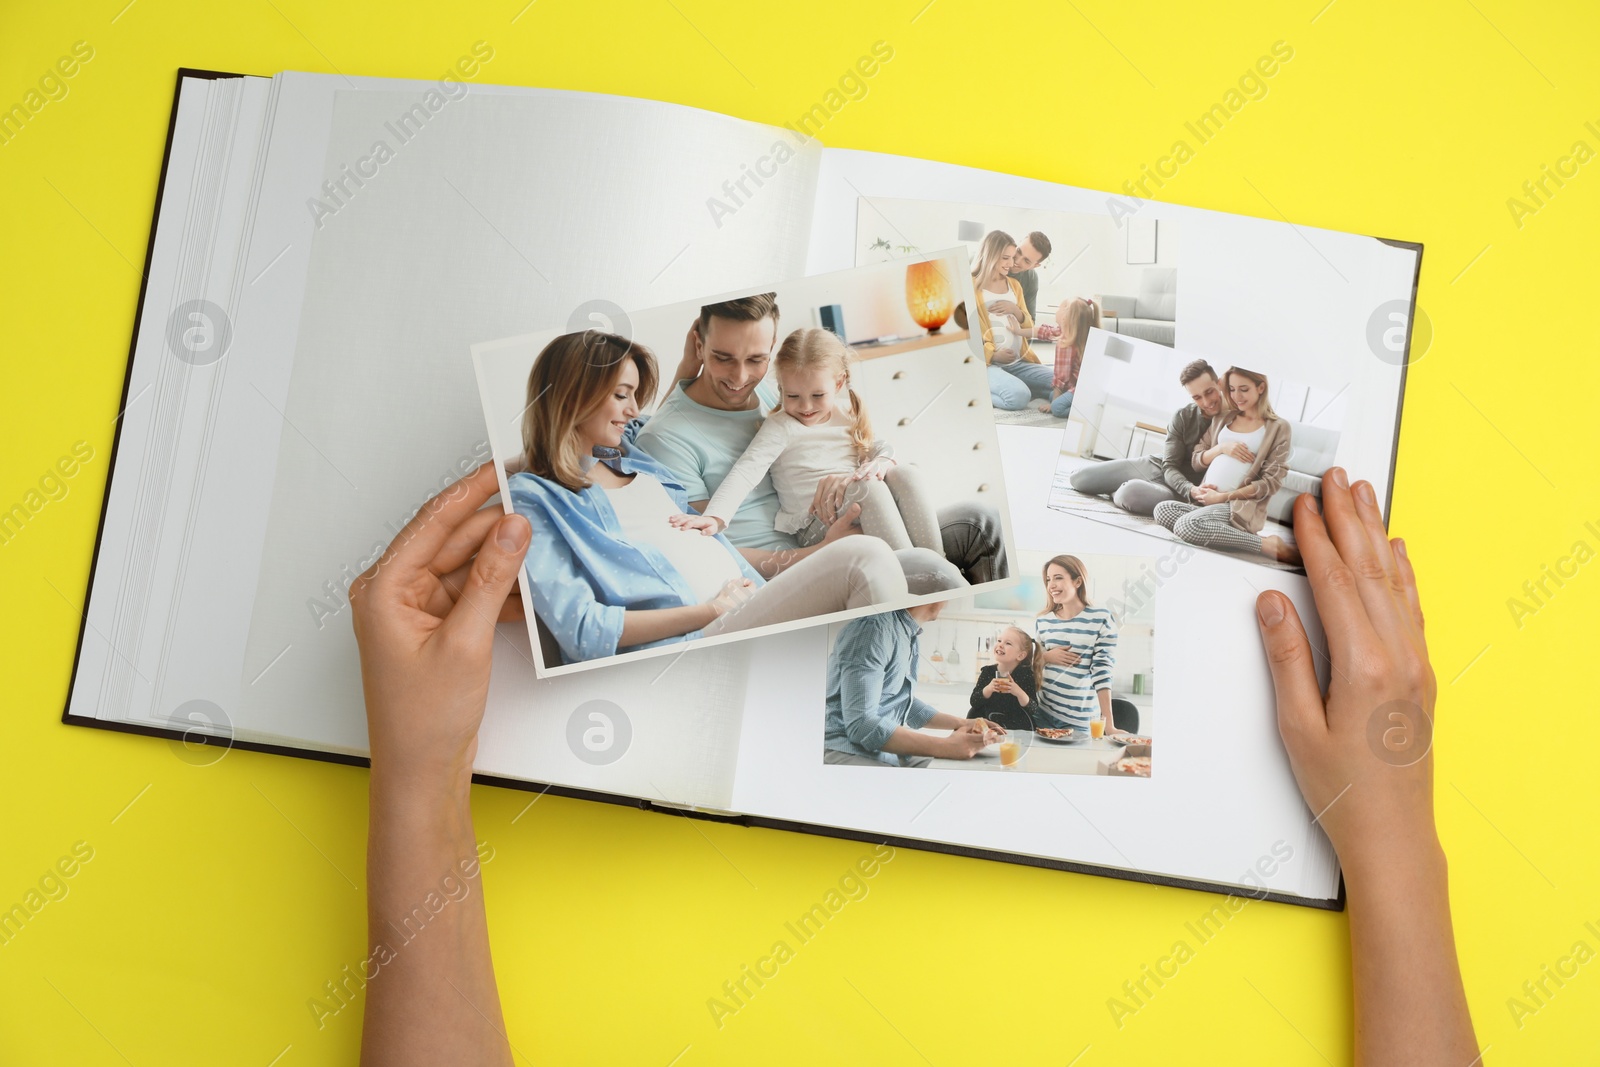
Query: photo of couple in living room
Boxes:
[
  {"xmin": 1050, "ymin": 329, "xmax": 1347, "ymax": 573},
  {"xmin": 471, "ymin": 252, "xmax": 1017, "ymax": 677},
  {"xmin": 820, "ymin": 550, "xmax": 1154, "ymax": 777},
  {"xmin": 858, "ymin": 196, "xmax": 1178, "ymax": 429}
]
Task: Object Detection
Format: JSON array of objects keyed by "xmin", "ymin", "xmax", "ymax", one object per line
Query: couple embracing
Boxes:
[
  {"xmin": 507, "ymin": 294, "xmax": 1007, "ymax": 665},
  {"xmin": 1071, "ymin": 358, "xmax": 1302, "ymax": 565}
]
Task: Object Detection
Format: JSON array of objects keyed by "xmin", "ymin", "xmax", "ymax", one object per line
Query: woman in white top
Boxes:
[
  {"xmin": 672, "ymin": 327, "xmax": 944, "ymax": 555},
  {"xmin": 1152, "ymin": 366, "xmax": 1300, "ymax": 565},
  {"xmin": 507, "ymin": 331, "xmax": 907, "ymax": 664},
  {"xmin": 968, "ymin": 229, "xmax": 1060, "ymax": 410}
]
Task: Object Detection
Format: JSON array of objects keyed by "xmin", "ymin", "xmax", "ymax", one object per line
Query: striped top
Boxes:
[{"xmin": 1034, "ymin": 606, "xmax": 1118, "ymax": 730}]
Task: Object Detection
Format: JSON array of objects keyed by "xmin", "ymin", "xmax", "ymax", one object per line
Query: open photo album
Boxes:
[{"xmin": 62, "ymin": 62, "xmax": 1422, "ymax": 908}]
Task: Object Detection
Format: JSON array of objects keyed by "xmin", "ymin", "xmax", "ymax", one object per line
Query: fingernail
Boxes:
[
  {"xmin": 1257, "ymin": 594, "xmax": 1284, "ymax": 626},
  {"xmin": 1305, "ymin": 495, "xmax": 1320, "ymax": 515},
  {"xmin": 496, "ymin": 514, "xmax": 527, "ymax": 550},
  {"xmin": 1394, "ymin": 537, "xmax": 1407, "ymax": 560},
  {"xmin": 1355, "ymin": 481, "xmax": 1376, "ymax": 506},
  {"xmin": 1329, "ymin": 467, "xmax": 1348, "ymax": 489}
]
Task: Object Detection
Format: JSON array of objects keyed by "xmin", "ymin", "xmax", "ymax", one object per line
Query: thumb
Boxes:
[
  {"xmin": 444, "ymin": 514, "xmax": 530, "ymax": 641},
  {"xmin": 1255, "ymin": 591, "xmax": 1326, "ymax": 744}
]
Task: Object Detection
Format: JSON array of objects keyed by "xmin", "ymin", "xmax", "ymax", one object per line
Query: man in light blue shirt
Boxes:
[
  {"xmin": 822, "ymin": 603, "xmax": 994, "ymax": 767},
  {"xmin": 633, "ymin": 295, "xmax": 1008, "ymax": 591}
]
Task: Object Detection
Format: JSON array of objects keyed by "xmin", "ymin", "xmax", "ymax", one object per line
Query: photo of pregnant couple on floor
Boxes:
[
  {"xmin": 1051, "ymin": 329, "xmax": 1348, "ymax": 574},
  {"xmin": 821, "ymin": 552, "xmax": 1155, "ymax": 777},
  {"xmin": 475, "ymin": 258, "xmax": 1017, "ymax": 676}
]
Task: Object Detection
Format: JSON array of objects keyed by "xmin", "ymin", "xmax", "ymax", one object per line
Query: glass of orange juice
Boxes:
[
  {"xmin": 1090, "ymin": 718, "xmax": 1105, "ymax": 740},
  {"xmin": 998, "ymin": 727, "xmax": 1029, "ymax": 769}
]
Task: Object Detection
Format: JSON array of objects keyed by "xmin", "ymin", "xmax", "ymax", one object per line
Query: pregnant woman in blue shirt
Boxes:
[{"xmin": 507, "ymin": 330, "xmax": 906, "ymax": 665}]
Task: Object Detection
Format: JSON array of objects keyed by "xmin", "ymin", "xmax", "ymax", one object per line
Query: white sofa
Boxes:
[
  {"xmin": 1097, "ymin": 268, "xmax": 1176, "ymax": 347},
  {"xmin": 1267, "ymin": 420, "xmax": 1340, "ymax": 525}
]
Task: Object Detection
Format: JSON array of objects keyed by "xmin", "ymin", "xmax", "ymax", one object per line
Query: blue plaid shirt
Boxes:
[{"xmin": 823, "ymin": 610, "xmax": 938, "ymax": 766}]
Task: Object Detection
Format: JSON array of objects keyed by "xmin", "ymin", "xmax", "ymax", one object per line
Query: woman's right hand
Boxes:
[
  {"xmin": 705, "ymin": 577, "xmax": 756, "ymax": 620},
  {"xmin": 1224, "ymin": 441, "xmax": 1257, "ymax": 463},
  {"xmin": 1254, "ymin": 468, "xmax": 1437, "ymax": 872}
]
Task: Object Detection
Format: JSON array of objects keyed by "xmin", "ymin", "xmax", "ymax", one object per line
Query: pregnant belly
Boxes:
[
  {"xmin": 653, "ymin": 528, "xmax": 744, "ymax": 603},
  {"xmin": 1203, "ymin": 455, "xmax": 1249, "ymax": 493}
]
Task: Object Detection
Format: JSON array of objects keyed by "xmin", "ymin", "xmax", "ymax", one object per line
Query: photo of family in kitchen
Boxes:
[
  {"xmin": 821, "ymin": 550, "xmax": 1155, "ymax": 778},
  {"xmin": 858, "ymin": 195, "xmax": 1177, "ymax": 429}
]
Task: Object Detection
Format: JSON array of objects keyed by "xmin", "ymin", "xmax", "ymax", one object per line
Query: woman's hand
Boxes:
[
  {"xmin": 986, "ymin": 298, "xmax": 1023, "ymax": 321},
  {"xmin": 351, "ymin": 463, "xmax": 524, "ymax": 1066},
  {"xmin": 1193, "ymin": 485, "xmax": 1228, "ymax": 505},
  {"xmin": 673, "ymin": 323, "xmax": 702, "ymax": 385},
  {"xmin": 1254, "ymin": 468, "xmax": 1437, "ymax": 874},
  {"xmin": 705, "ymin": 577, "xmax": 756, "ymax": 620},
  {"xmin": 350, "ymin": 463, "xmax": 530, "ymax": 787},
  {"xmin": 1042, "ymin": 647, "xmax": 1082, "ymax": 667},
  {"xmin": 1255, "ymin": 468, "xmax": 1477, "ymax": 1065},
  {"xmin": 1224, "ymin": 440, "xmax": 1257, "ymax": 463},
  {"xmin": 668, "ymin": 512, "xmax": 723, "ymax": 536}
]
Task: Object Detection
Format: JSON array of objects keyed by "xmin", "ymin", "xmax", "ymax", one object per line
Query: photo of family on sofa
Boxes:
[
  {"xmin": 1049, "ymin": 329, "xmax": 1347, "ymax": 574},
  {"xmin": 858, "ymin": 196, "xmax": 1178, "ymax": 429},
  {"xmin": 821, "ymin": 551, "xmax": 1155, "ymax": 777},
  {"xmin": 472, "ymin": 253, "xmax": 1017, "ymax": 676}
]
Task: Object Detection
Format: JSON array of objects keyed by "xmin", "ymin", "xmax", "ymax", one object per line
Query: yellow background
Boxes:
[{"xmin": 2, "ymin": 0, "xmax": 1595, "ymax": 1062}]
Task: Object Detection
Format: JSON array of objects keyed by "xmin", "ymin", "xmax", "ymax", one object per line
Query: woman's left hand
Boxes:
[{"xmin": 1194, "ymin": 485, "xmax": 1228, "ymax": 505}]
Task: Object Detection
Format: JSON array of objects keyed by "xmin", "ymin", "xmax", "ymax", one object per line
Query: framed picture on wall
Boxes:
[{"xmin": 1127, "ymin": 217, "xmax": 1158, "ymax": 264}]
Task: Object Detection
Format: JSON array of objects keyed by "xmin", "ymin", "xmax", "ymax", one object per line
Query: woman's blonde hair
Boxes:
[
  {"xmin": 521, "ymin": 330, "xmax": 658, "ymax": 493},
  {"xmin": 772, "ymin": 328, "xmax": 874, "ymax": 463},
  {"xmin": 1000, "ymin": 624, "xmax": 1044, "ymax": 695},
  {"xmin": 970, "ymin": 229, "xmax": 1016, "ymax": 285},
  {"xmin": 1040, "ymin": 554, "xmax": 1092, "ymax": 613},
  {"xmin": 1222, "ymin": 365, "xmax": 1276, "ymax": 421}
]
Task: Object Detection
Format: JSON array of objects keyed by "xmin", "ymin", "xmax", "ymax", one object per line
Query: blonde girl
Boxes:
[
  {"xmin": 672, "ymin": 327, "xmax": 944, "ymax": 555},
  {"xmin": 968, "ymin": 624, "xmax": 1046, "ymax": 731},
  {"xmin": 1045, "ymin": 297, "xmax": 1100, "ymax": 420}
]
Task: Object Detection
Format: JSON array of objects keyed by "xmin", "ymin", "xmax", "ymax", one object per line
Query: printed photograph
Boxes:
[
  {"xmin": 856, "ymin": 195, "xmax": 1178, "ymax": 429},
  {"xmin": 820, "ymin": 550, "xmax": 1155, "ymax": 777},
  {"xmin": 472, "ymin": 250, "xmax": 1017, "ymax": 678},
  {"xmin": 1050, "ymin": 329, "xmax": 1346, "ymax": 573}
]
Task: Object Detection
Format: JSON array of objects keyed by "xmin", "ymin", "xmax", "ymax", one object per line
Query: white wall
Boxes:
[{"xmin": 1068, "ymin": 328, "xmax": 1346, "ymax": 459}]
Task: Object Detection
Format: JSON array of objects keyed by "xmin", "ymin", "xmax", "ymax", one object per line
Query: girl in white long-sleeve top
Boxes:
[{"xmin": 671, "ymin": 327, "xmax": 944, "ymax": 555}]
